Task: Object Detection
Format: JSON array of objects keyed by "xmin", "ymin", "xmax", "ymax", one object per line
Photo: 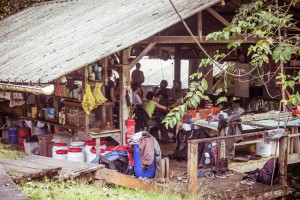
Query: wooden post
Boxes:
[
  {"xmin": 174, "ymin": 45, "xmax": 181, "ymax": 82},
  {"xmin": 120, "ymin": 48, "xmax": 131, "ymax": 144},
  {"xmin": 197, "ymin": 12, "xmax": 203, "ymax": 40},
  {"xmin": 279, "ymin": 136, "xmax": 288, "ymax": 187},
  {"xmin": 96, "ymin": 138, "xmax": 101, "ymax": 156},
  {"xmin": 83, "ymin": 66, "xmax": 89, "ymax": 135},
  {"xmin": 187, "ymin": 142, "xmax": 198, "ymax": 195},
  {"xmin": 101, "ymin": 58, "xmax": 108, "ymax": 129},
  {"xmin": 219, "ymin": 129, "xmax": 226, "ymax": 160}
]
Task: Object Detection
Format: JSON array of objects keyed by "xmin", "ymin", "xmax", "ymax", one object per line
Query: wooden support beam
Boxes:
[
  {"xmin": 129, "ymin": 43, "xmax": 156, "ymax": 69},
  {"xmin": 120, "ymin": 48, "xmax": 131, "ymax": 144},
  {"xmin": 206, "ymin": 7, "xmax": 230, "ymax": 27},
  {"xmin": 174, "ymin": 45, "xmax": 181, "ymax": 82},
  {"xmin": 279, "ymin": 136, "xmax": 288, "ymax": 188},
  {"xmin": 197, "ymin": 12, "xmax": 203, "ymax": 39},
  {"xmin": 94, "ymin": 168, "xmax": 164, "ymax": 192},
  {"xmin": 187, "ymin": 143, "xmax": 198, "ymax": 195},
  {"xmin": 83, "ymin": 66, "xmax": 89, "ymax": 135},
  {"xmin": 189, "ymin": 130, "xmax": 274, "ymax": 144},
  {"xmin": 139, "ymin": 36, "xmax": 258, "ymax": 44}
]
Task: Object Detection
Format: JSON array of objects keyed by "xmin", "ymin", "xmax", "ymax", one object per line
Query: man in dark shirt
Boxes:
[
  {"xmin": 131, "ymin": 63, "xmax": 145, "ymax": 85},
  {"xmin": 105, "ymin": 70, "xmax": 116, "ymax": 106}
]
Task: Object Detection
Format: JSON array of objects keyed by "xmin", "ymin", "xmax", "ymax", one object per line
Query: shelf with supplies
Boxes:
[
  {"xmin": 20, "ymin": 58, "xmax": 119, "ymax": 137},
  {"xmin": 21, "ymin": 116, "xmax": 85, "ymax": 132}
]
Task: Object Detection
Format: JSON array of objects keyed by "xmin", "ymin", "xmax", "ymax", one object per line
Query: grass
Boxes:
[
  {"xmin": 0, "ymin": 140, "xmax": 27, "ymax": 159},
  {"xmin": 17, "ymin": 178, "xmax": 203, "ymax": 200},
  {"xmin": 0, "ymin": 140, "xmax": 203, "ymax": 200}
]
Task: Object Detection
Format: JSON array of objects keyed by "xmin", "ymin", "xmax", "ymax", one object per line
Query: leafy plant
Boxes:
[{"xmin": 163, "ymin": 0, "xmax": 300, "ymax": 127}]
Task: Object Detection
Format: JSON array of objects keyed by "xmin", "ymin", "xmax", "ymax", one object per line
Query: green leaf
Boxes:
[
  {"xmin": 175, "ymin": 112, "xmax": 181, "ymax": 121},
  {"xmin": 190, "ymin": 99, "xmax": 197, "ymax": 108},
  {"xmin": 201, "ymin": 79, "xmax": 208, "ymax": 90}
]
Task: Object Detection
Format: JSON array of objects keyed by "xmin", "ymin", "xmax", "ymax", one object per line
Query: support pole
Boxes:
[
  {"xmin": 187, "ymin": 142, "xmax": 198, "ymax": 195},
  {"xmin": 120, "ymin": 48, "xmax": 131, "ymax": 144},
  {"xmin": 174, "ymin": 45, "xmax": 181, "ymax": 82}
]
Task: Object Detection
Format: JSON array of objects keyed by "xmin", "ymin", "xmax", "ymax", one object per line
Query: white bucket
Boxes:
[
  {"xmin": 54, "ymin": 149, "xmax": 68, "ymax": 160},
  {"xmin": 52, "ymin": 133, "xmax": 72, "ymax": 147},
  {"xmin": 84, "ymin": 140, "xmax": 96, "ymax": 162},
  {"xmin": 52, "ymin": 143, "xmax": 68, "ymax": 158},
  {"xmin": 256, "ymin": 142, "xmax": 272, "ymax": 157},
  {"xmin": 87, "ymin": 147, "xmax": 106, "ymax": 163},
  {"xmin": 67, "ymin": 148, "xmax": 85, "ymax": 162}
]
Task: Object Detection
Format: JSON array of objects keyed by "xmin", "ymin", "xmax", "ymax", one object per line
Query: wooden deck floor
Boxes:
[
  {"xmin": 0, "ymin": 155, "xmax": 103, "ymax": 182},
  {"xmin": 0, "ymin": 164, "xmax": 26, "ymax": 200},
  {"xmin": 158, "ymin": 142, "xmax": 285, "ymax": 199}
]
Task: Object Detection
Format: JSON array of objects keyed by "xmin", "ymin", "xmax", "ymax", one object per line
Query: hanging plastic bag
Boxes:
[
  {"xmin": 93, "ymin": 82, "xmax": 107, "ymax": 106},
  {"xmin": 81, "ymin": 83, "xmax": 96, "ymax": 114}
]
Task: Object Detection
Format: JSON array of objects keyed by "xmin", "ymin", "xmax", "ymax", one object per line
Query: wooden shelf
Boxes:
[
  {"xmin": 284, "ymin": 67, "xmax": 300, "ymax": 69},
  {"xmin": 21, "ymin": 116, "xmax": 85, "ymax": 132},
  {"xmin": 89, "ymin": 79, "xmax": 104, "ymax": 82},
  {"xmin": 62, "ymin": 99, "xmax": 82, "ymax": 107}
]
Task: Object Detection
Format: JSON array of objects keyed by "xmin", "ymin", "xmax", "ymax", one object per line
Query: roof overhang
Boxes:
[{"xmin": 0, "ymin": 0, "xmax": 220, "ymax": 84}]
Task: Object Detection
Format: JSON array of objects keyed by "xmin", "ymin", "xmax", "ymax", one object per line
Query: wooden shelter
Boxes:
[{"xmin": 1, "ymin": 0, "xmax": 300, "ymax": 198}]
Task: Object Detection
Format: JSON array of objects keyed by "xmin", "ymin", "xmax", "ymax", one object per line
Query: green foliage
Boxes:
[
  {"xmin": 0, "ymin": 140, "xmax": 27, "ymax": 159},
  {"xmin": 164, "ymin": 0, "xmax": 300, "ymax": 127}
]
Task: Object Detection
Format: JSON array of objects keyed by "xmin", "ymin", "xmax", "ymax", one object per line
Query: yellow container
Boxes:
[
  {"xmin": 31, "ymin": 107, "xmax": 37, "ymax": 118},
  {"xmin": 249, "ymin": 144, "xmax": 256, "ymax": 155}
]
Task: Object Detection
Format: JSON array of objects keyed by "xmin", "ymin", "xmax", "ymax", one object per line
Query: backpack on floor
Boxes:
[
  {"xmin": 99, "ymin": 145, "xmax": 134, "ymax": 175},
  {"xmin": 171, "ymin": 129, "xmax": 192, "ymax": 160},
  {"xmin": 257, "ymin": 158, "xmax": 280, "ymax": 185}
]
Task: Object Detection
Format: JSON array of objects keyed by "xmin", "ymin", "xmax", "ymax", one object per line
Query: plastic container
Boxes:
[
  {"xmin": 24, "ymin": 135, "xmax": 39, "ymax": 155},
  {"xmin": 125, "ymin": 119, "xmax": 135, "ymax": 144},
  {"xmin": 67, "ymin": 148, "xmax": 85, "ymax": 162},
  {"xmin": 38, "ymin": 134, "xmax": 54, "ymax": 157},
  {"xmin": 52, "ymin": 143, "xmax": 68, "ymax": 158},
  {"xmin": 31, "ymin": 107, "xmax": 37, "ymax": 118},
  {"xmin": 106, "ymin": 146, "xmax": 115, "ymax": 152},
  {"xmin": 18, "ymin": 121, "xmax": 31, "ymax": 149},
  {"xmin": 44, "ymin": 108, "xmax": 55, "ymax": 120},
  {"xmin": 52, "ymin": 133, "xmax": 72, "ymax": 147},
  {"xmin": 84, "ymin": 140, "xmax": 96, "ymax": 162},
  {"xmin": 87, "ymin": 147, "xmax": 105, "ymax": 163},
  {"xmin": 8, "ymin": 124, "xmax": 20, "ymax": 144},
  {"xmin": 54, "ymin": 150, "xmax": 68, "ymax": 160},
  {"xmin": 70, "ymin": 141, "xmax": 86, "ymax": 148},
  {"xmin": 133, "ymin": 144, "xmax": 156, "ymax": 178},
  {"xmin": 256, "ymin": 142, "xmax": 272, "ymax": 157}
]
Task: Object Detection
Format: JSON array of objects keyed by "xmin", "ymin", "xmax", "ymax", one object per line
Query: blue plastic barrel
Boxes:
[
  {"xmin": 133, "ymin": 144, "xmax": 156, "ymax": 178},
  {"xmin": 8, "ymin": 124, "xmax": 20, "ymax": 144}
]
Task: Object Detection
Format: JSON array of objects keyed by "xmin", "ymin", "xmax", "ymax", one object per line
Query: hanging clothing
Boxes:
[{"xmin": 139, "ymin": 131, "xmax": 155, "ymax": 169}]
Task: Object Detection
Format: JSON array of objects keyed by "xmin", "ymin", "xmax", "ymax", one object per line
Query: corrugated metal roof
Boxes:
[{"xmin": 0, "ymin": 0, "xmax": 220, "ymax": 83}]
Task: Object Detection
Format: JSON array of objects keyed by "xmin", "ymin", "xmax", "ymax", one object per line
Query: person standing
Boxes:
[
  {"xmin": 131, "ymin": 63, "xmax": 145, "ymax": 98},
  {"xmin": 131, "ymin": 63, "xmax": 145, "ymax": 85},
  {"xmin": 105, "ymin": 70, "xmax": 116, "ymax": 107}
]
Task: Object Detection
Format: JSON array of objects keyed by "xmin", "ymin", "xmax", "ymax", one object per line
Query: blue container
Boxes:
[
  {"xmin": 133, "ymin": 144, "xmax": 156, "ymax": 178},
  {"xmin": 8, "ymin": 124, "xmax": 20, "ymax": 144}
]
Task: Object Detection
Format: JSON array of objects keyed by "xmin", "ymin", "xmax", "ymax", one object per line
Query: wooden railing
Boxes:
[{"xmin": 186, "ymin": 130, "xmax": 289, "ymax": 194}]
